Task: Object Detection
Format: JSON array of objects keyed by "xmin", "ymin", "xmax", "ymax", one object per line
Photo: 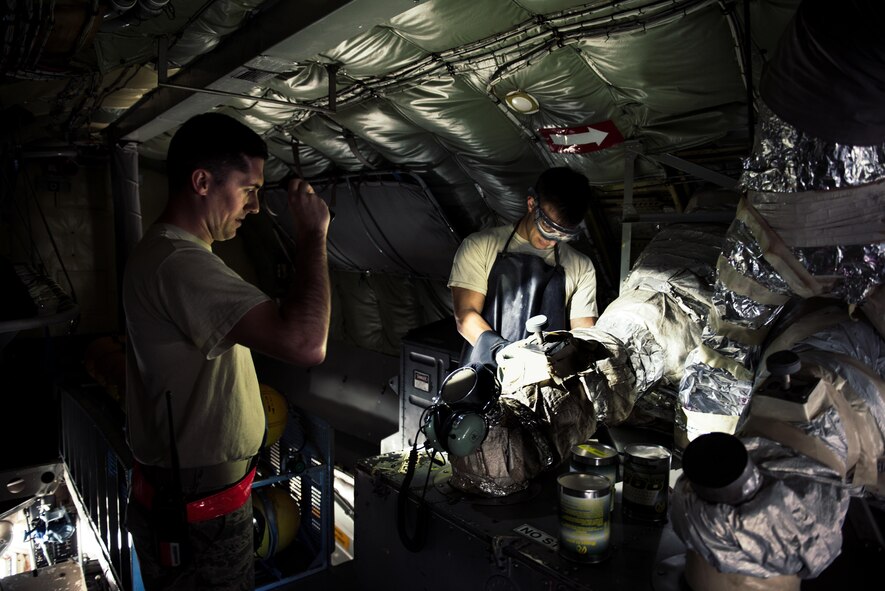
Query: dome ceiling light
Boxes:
[{"xmin": 504, "ymin": 90, "xmax": 540, "ymax": 114}]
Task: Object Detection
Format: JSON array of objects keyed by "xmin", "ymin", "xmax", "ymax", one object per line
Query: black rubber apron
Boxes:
[{"xmin": 463, "ymin": 224, "xmax": 567, "ymax": 365}]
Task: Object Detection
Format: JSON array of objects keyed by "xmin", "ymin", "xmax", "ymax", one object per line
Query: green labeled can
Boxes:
[
  {"xmin": 557, "ymin": 473, "xmax": 612, "ymax": 563},
  {"xmin": 622, "ymin": 444, "xmax": 671, "ymax": 522}
]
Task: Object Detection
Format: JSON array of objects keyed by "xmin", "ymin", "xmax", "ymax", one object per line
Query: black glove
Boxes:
[
  {"xmin": 543, "ymin": 333, "xmax": 607, "ymax": 378},
  {"xmin": 470, "ymin": 330, "xmax": 511, "ymax": 371}
]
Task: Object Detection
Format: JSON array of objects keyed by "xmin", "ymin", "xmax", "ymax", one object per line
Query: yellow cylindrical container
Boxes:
[
  {"xmin": 253, "ymin": 486, "xmax": 301, "ymax": 559},
  {"xmin": 259, "ymin": 384, "xmax": 288, "ymax": 447}
]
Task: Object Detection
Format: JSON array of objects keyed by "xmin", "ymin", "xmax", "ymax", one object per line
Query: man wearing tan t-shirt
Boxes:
[
  {"xmin": 448, "ymin": 167, "xmax": 598, "ymax": 369},
  {"xmin": 123, "ymin": 113, "xmax": 331, "ymax": 590}
]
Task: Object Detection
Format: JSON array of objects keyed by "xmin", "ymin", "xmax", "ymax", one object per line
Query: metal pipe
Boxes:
[
  {"xmin": 110, "ymin": 141, "xmax": 142, "ymax": 327},
  {"xmin": 100, "ymin": 0, "xmax": 169, "ymax": 32},
  {"xmin": 21, "ymin": 149, "xmax": 79, "ymax": 159}
]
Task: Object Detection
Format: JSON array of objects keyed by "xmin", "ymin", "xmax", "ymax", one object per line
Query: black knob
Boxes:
[{"xmin": 767, "ymin": 350, "xmax": 801, "ymax": 377}]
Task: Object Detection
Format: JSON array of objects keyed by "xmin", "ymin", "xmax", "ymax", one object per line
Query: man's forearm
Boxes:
[
  {"xmin": 455, "ymin": 310, "xmax": 493, "ymax": 346},
  {"xmin": 281, "ymin": 232, "xmax": 331, "ymax": 355}
]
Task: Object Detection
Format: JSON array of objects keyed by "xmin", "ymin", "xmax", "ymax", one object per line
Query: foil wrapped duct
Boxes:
[
  {"xmin": 555, "ymin": 328, "xmax": 636, "ymax": 428},
  {"xmin": 678, "ymin": 146, "xmax": 885, "ymax": 439},
  {"xmin": 598, "ymin": 223, "xmax": 725, "ymax": 392},
  {"xmin": 742, "ymin": 102, "xmax": 885, "ymax": 194},
  {"xmin": 754, "ymin": 302, "xmax": 885, "ymax": 493},
  {"xmin": 671, "ymin": 437, "xmax": 850, "ymax": 579},
  {"xmin": 719, "ymin": 220, "xmax": 793, "ymax": 295},
  {"xmin": 793, "ymin": 326, "xmax": 885, "ymax": 439},
  {"xmin": 792, "ymin": 243, "xmax": 885, "ymax": 305},
  {"xmin": 746, "ymin": 184, "xmax": 885, "ymax": 305},
  {"xmin": 671, "ymin": 304, "xmax": 885, "ymax": 579},
  {"xmin": 679, "ymin": 351, "xmax": 751, "ymax": 417}
]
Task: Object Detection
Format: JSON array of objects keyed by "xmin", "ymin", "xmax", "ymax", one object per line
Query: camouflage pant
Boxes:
[{"xmin": 126, "ymin": 495, "xmax": 254, "ymax": 591}]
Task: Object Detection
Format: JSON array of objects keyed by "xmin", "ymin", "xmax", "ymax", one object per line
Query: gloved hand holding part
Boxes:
[{"xmin": 472, "ymin": 330, "xmax": 511, "ymax": 371}]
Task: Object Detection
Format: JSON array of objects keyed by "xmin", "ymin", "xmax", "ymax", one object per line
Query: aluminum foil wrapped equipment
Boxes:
[
  {"xmin": 677, "ymin": 99, "xmax": 885, "ymax": 442},
  {"xmin": 671, "ymin": 302, "xmax": 885, "ymax": 580}
]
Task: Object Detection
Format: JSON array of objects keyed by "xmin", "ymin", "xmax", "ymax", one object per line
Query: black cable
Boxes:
[
  {"xmin": 351, "ymin": 181, "xmax": 419, "ymax": 275},
  {"xmin": 283, "ymin": 401, "xmax": 308, "ymax": 454},
  {"xmin": 0, "ymin": 164, "xmax": 46, "ymax": 269},
  {"xmin": 395, "ymin": 404, "xmax": 438, "ymax": 552},
  {"xmin": 22, "ymin": 171, "xmax": 77, "ymax": 303},
  {"xmin": 396, "ymin": 443, "xmax": 431, "ymax": 552}
]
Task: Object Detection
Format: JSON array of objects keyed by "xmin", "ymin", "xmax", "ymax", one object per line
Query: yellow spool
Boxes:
[
  {"xmin": 259, "ymin": 383, "xmax": 288, "ymax": 447},
  {"xmin": 253, "ymin": 486, "xmax": 301, "ymax": 558}
]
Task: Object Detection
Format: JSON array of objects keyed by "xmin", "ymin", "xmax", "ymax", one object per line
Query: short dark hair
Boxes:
[
  {"xmin": 166, "ymin": 113, "xmax": 269, "ymax": 193},
  {"xmin": 534, "ymin": 167, "xmax": 593, "ymax": 227}
]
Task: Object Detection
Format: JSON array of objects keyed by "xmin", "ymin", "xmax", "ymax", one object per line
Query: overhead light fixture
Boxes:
[{"xmin": 504, "ymin": 90, "xmax": 540, "ymax": 114}]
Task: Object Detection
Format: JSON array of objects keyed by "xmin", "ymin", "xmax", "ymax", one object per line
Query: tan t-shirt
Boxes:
[
  {"xmin": 123, "ymin": 224, "xmax": 270, "ymax": 469},
  {"xmin": 448, "ymin": 224, "xmax": 598, "ymax": 319}
]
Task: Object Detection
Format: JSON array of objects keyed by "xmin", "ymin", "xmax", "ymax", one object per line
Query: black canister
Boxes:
[
  {"xmin": 682, "ymin": 432, "xmax": 761, "ymax": 505},
  {"xmin": 622, "ymin": 444, "xmax": 671, "ymax": 522}
]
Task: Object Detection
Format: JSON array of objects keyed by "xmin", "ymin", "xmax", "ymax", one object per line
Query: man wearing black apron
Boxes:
[{"xmin": 449, "ymin": 167, "xmax": 598, "ymax": 369}]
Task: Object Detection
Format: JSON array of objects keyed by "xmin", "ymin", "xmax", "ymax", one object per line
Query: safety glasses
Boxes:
[{"xmin": 531, "ymin": 194, "xmax": 583, "ymax": 242}]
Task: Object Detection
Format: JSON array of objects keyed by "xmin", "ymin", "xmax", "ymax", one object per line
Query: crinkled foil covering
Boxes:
[
  {"xmin": 700, "ymin": 331, "xmax": 756, "ymax": 367},
  {"xmin": 569, "ymin": 327, "xmax": 638, "ymax": 427},
  {"xmin": 672, "ymin": 312, "xmax": 885, "ymax": 578},
  {"xmin": 713, "ymin": 287, "xmax": 782, "ymax": 330},
  {"xmin": 742, "ymin": 101, "xmax": 885, "ymax": 193},
  {"xmin": 502, "ymin": 379, "xmax": 598, "ymax": 465},
  {"xmin": 794, "ymin": 320, "xmax": 885, "ymax": 446},
  {"xmin": 597, "ymin": 317, "xmax": 663, "ymax": 394},
  {"xmin": 598, "ymin": 224, "xmax": 725, "ymax": 391},
  {"xmin": 793, "ymin": 243, "xmax": 885, "ymax": 304},
  {"xmin": 738, "ymin": 100, "xmax": 885, "ymax": 304},
  {"xmin": 679, "ymin": 350, "xmax": 752, "ymax": 416},
  {"xmin": 800, "ymin": 407, "xmax": 851, "ymax": 468},
  {"xmin": 628, "ymin": 387, "xmax": 678, "ymax": 428},
  {"xmin": 449, "ymin": 398, "xmax": 554, "ymax": 497},
  {"xmin": 671, "ymin": 437, "xmax": 850, "ymax": 579},
  {"xmin": 680, "ymin": 208, "xmax": 884, "ymax": 418},
  {"xmin": 720, "ymin": 221, "xmax": 792, "ymax": 295}
]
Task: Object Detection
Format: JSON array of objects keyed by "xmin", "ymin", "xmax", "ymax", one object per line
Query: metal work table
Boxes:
[{"xmin": 354, "ymin": 451, "xmax": 687, "ymax": 590}]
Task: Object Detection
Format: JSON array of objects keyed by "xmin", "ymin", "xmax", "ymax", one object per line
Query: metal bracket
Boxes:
[
  {"xmin": 156, "ymin": 37, "xmax": 338, "ymax": 115},
  {"xmin": 637, "ymin": 150, "xmax": 739, "ymax": 191},
  {"xmin": 619, "ymin": 142, "xmax": 640, "ymax": 293}
]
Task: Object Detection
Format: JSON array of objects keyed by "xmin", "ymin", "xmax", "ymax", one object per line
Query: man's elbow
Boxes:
[
  {"xmin": 301, "ymin": 343, "xmax": 327, "ymax": 367},
  {"xmin": 277, "ymin": 340, "xmax": 327, "ymax": 367}
]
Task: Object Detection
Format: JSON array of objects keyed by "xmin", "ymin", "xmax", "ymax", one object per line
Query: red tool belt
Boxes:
[{"xmin": 132, "ymin": 463, "xmax": 256, "ymax": 523}]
